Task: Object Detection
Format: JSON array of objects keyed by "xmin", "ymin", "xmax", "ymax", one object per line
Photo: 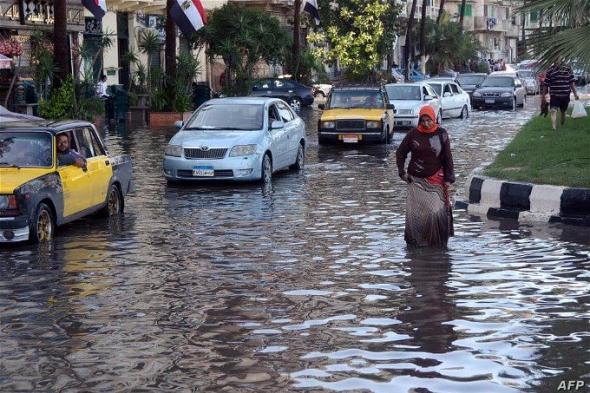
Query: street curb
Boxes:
[{"xmin": 456, "ymin": 165, "xmax": 590, "ymax": 226}]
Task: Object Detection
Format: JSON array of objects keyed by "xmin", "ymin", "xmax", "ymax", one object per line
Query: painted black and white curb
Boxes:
[{"xmin": 457, "ymin": 169, "xmax": 590, "ymax": 226}]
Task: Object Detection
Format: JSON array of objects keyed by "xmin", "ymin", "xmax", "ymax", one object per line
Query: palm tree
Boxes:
[
  {"xmin": 404, "ymin": 0, "xmax": 418, "ymax": 81},
  {"xmin": 53, "ymin": 0, "xmax": 68, "ymax": 89},
  {"xmin": 138, "ymin": 29, "xmax": 161, "ymax": 87},
  {"xmin": 522, "ymin": 0, "xmax": 590, "ymax": 69}
]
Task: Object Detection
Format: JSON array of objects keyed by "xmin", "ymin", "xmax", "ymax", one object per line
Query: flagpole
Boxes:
[{"xmin": 292, "ymin": 0, "xmax": 301, "ymax": 81}]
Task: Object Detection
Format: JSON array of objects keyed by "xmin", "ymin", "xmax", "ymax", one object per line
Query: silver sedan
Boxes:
[{"xmin": 163, "ymin": 97, "xmax": 306, "ymax": 184}]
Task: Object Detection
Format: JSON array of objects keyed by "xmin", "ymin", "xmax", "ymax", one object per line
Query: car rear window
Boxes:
[
  {"xmin": 481, "ymin": 77, "xmax": 514, "ymax": 87},
  {"xmin": 385, "ymin": 85, "xmax": 421, "ymax": 100},
  {"xmin": 0, "ymin": 132, "xmax": 52, "ymax": 168}
]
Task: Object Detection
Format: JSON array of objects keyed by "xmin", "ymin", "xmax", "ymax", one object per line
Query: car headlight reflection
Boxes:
[
  {"xmin": 322, "ymin": 121, "xmax": 335, "ymax": 128},
  {"xmin": 165, "ymin": 144, "xmax": 183, "ymax": 157},
  {"xmin": 229, "ymin": 144, "xmax": 257, "ymax": 157},
  {"xmin": 473, "ymin": 91, "xmax": 482, "ymax": 97},
  {"xmin": 366, "ymin": 121, "xmax": 381, "ymax": 129},
  {"xmin": 500, "ymin": 92, "xmax": 512, "ymax": 97}
]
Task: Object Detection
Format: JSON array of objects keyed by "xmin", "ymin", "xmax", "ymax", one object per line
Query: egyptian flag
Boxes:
[
  {"xmin": 301, "ymin": 0, "xmax": 320, "ymax": 25},
  {"xmin": 82, "ymin": 0, "xmax": 106, "ymax": 19},
  {"xmin": 170, "ymin": 0, "xmax": 207, "ymax": 38}
]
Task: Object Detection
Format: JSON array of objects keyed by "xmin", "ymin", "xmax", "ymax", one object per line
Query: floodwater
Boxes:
[{"xmin": 1, "ymin": 96, "xmax": 589, "ymax": 392}]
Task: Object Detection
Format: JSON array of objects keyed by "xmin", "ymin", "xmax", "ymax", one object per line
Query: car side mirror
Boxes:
[
  {"xmin": 386, "ymin": 103, "xmax": 395, "ymax": 110},
  {"xmin": 271, "ymin": 120, "xmax": 285, "ymax": 130},
  {"xmin": 424, "ymin": 95, "xmax": 434, "ymax": 100},
  {"xmin": 174, "ymin": 120, "xmax": 184, "ymax": 130},
  {"xmin": 318, "ymin": 103, "xmax": 325, "ymax": 110},
  {"xmin": 443, "ymin": 92, "xmax": 452, "ymax": 97}
]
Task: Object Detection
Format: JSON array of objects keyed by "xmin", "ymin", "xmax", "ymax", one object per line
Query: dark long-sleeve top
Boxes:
[
  {"xmin": 396, "ymin": 127, "xmax": 455, "ymax": 183},
  {"xmin": 58, "ymin": 149, "xmax": 86, "ymax": 166}
]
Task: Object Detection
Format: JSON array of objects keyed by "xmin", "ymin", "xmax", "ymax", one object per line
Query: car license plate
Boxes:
[
  {"xmin": 485, "ymin": 99, "xmax": 495, "ymax": 104},
  {"xmin": 193, "ymin": 166, "xmax": 214, "ymax": 177},
  {"xmin": 342, "ymin": 135, "xmax": 359, "ymax": 143}
]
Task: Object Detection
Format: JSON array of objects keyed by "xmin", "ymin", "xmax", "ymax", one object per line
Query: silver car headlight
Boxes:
[
  {"xmin": 165, "ymin": 144, "xmax": 182, "ymax": 157},
  {"xmin": 366, "ymin": 121, "xmax": 381, "ymax": 129},
  {"xmin": 321, "ymin": 121, "xmax": 335, "ymax": 128},
  {"xmin": 473, "ymin": 91, "xmax": 482, "ymax": 97},
  {"xmin": 500, "ymin": 92, "xmax": 512, "ymax": 97},
  {"xmin": 229, "ymin": 144, "xmax": 257, "ymax": 157}
]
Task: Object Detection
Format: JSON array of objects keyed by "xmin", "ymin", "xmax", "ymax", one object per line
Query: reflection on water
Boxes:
[{"xmin": 1, "ymin": 100, "xmax": 589, "ymax": 392}]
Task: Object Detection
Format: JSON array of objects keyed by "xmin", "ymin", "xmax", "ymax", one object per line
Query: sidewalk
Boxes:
[{"xmin": 457, "ymin": 166, "xmax": 590, "ymax": 226}]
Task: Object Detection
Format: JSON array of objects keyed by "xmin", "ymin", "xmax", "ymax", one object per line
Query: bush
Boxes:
[{"xmin": 39, "ymin": 78, "xmax": 75, "ymax": 120}]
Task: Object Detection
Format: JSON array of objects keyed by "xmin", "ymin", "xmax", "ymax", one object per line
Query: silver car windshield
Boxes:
[
  {"xmin": 482, "ymin": 77, "xmax": 514, "ymax": 87},
  {"xmin": 185, "ymin": 104, "xmax": 263, "ymax": 131},
  {"xmin": 0, "ymin": 132, "xmax": 53, "ymax": 168},
  {"xmin": 385, "ymin": 86, "xmax": 421, "ymax": 100}
]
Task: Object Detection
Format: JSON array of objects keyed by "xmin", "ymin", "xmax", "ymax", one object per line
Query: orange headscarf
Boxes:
[{"xmin": 416, "ymin": 105, "xmax": 439, "ymax": 134}]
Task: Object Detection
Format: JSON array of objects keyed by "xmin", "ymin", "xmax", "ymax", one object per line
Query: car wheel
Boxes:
[
  {"xmin": 290, "ymin": 143, "xmax": 305, "ymax": 170},
  {"xmin": 100, "ymin": 184, "xmax": 124, "ymax": 217},
  {"xmin": 30, "ymin": 202, "xmax": 54, "ymax": 243},
  {"xmin": 289, "ymin": 97, "xmax": 302, "ymax": 112},
  {"xmin": 260, "ymin": 153, "xmax": 272, "ymax": 184},
  {"xmin": 511, "ymin": 97, "xmax": 516, "ymax": 111},
  {"xmin": 318, "ymin": 136, "xmax": 330, "ymax": 145},
  {"xmin": 437, "ymin": 110, "xmax": 442, "ymax": 125},
  {"xmin": 460, "ymin": 105, "xmax": 469, "ymax": 119}
]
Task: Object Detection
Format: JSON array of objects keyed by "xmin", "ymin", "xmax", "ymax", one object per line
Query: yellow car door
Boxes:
[
  {"xmin": 75, "ymin": 127, "xmax": 113, "ymax": 207},
  {"xmin": 58, "ymin": 162, "xmax": 94, "ymax": 217}
]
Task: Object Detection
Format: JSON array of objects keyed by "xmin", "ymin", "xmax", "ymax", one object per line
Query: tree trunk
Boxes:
[
  {"xmin": 292, "ymin": 0, "xmax": 301, "ymax": 80},
  {"xmin": 436, "ymin": 0, "xmax": 445, "ymax": 25},
  {"xmin": 420, "ymin": 0, "xmax": 428, "ymax": 73},
  {"xmin": 404, "ymin": 0, "xmax": 418, "ymax": 81},
  {"xmin": 459, "ymin": 0, "xmax": 467, "ymax": 32},
  {"xmin": 165, "ymin": 0, "xmax": 177, "ymax": 110},
  {"xmin": 53, "ymin": 0, "xmax": 68, "ymax": 90},
  {"xmin": 521, "ymin": 13, "xmax": 526, "ymax": 52}
]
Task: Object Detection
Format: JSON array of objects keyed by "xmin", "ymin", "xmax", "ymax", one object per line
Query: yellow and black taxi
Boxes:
[
  {"xmin": 317, "ymin": 85, "xmax": 395, "ymax": 144},
  {"xmin": 0, "ymin": 120, "xmax": 132, "ymax": 243}
]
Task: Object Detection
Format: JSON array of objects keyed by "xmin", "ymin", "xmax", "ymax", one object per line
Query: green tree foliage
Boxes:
[
  {"xmin": 521, "ymin": 0, "xmax": 590, "ymax": 70},
  {"xmin": 308, "ymin": 0, "xmax": 402, "ymax": 81},
  {"xmin": 195, "ymin": 3, "xmax": 290, "ymax": 95},
  {"xmin": 174, "ymin": 52, "xmax": 201, "ymax": 112},
  {"xmin": 412, "ymin": 14, "xmax": 481, "ymax": 74}
]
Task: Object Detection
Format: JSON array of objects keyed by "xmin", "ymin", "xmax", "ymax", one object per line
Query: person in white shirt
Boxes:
[{"xmin": 96, "ymin": 74, "xmax": 110, "ymax": 99}]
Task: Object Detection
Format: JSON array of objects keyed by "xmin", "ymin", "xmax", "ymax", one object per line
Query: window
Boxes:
[
  {"xmin": 485, "ymin": 5, "xmax": 495, "ymax": 17},
  {"xmin": 450, "ymin": 84, "xmax": 460, "ymax": 94},
  {"xmin": 530, "ymin": 10, "xmax": 539, "ymax": 22},
  {"xmin": 75, "ymin": 128, "xmax": 98, "ymax": 158},
  {"xmin": 458, "ymin": 3, "xmax": 472, "ymax": 17},
  {"xmin": 88, "ymin": 128, "xmax": 106, "ymax": 156},
  {"xmin": 422, "ymin": 86, "xmax": 429, "ymax": 97},
  {"xmin": 443, "ymin": 84, "xmax": 452, "ymax": 95},
  {"xmin": 276, "ymin": 101, "xmax": 294, "ymax": 122},
  {"xmin": 268, "ymin": 105, "xmax": 281, "ymax": 125}
]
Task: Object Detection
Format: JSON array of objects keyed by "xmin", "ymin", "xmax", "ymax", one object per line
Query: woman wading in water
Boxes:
[{"xmin": 396, "ymin": 105, "xmax": 455, "ymax": 248}]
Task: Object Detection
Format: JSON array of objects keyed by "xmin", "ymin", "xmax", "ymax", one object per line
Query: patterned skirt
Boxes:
[{"xmin": 405, "ymin": 170, "xmax": 454, "ymax": 248}]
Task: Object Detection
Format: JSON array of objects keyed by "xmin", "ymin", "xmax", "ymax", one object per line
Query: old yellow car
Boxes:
[
  {"xmin": 317, "ymin": 85, "xmax": 395, "ymax": 144},
  {"xmin": 0, "ymin": 120, "xmax": 132, "ymax": 243}
]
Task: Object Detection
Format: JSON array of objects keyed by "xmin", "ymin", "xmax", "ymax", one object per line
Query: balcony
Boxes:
[
  {"xmin": 474, "ymin": 16, "xmax": 512, "ymax": 32},
  {"xmin": 0, "ymin": 0, "xmax": 84, "ymax": 29}
]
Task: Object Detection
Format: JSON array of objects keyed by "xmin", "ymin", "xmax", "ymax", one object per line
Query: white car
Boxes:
[
  {"xmin": 426, "ymin": 80, "xmax": 471, "ymax": 119},
  {"xmin": 163, "ymin": 97, "xmax": 306, "ymax": 184},
  {"xmin": 384, "ymin": 82, "xmax": 442, "ymax": 129},
  {"xmin": 313, "ymin": 83, "xmax": 333, "ymax": 98}
]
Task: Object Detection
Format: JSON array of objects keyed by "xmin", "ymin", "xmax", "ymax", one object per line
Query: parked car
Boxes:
[
  {"xmin": 516, "ymin": 70, "xmax": 540, "ymax": 94},
  {"xmin": 456, "ymin": 73, "xmax": 487, "ymax": 97},
  {"xmin": 573, "ymin": 68, "xmax": 588, "ymax": 86},
  {"xmin": 426, "ymin": 80, "xmax": 471, "ymax": 119},
  {"xmin": 317, "ymin": 85, "xmax": 395, "ymax": 144},
  {"xmin": 312, "ymin": 83, "xmax": 333, "ymax": 98},
  {"xmin": 250, "ymin": 78, "xmax": 314, "ymax": 111},
  {"xmin": 384, "ymin": 82, "xmax": 442, "ymax": 129},
  {"xmin": 472, "ymin": 75, "xmax": 527, "ymax": 110},
  {"xmin": 163, "ymin": 97, "xmax": 306, "ymax": 184},
  {"xmin": 0, "ymin": 120, "xmax": 133, "ymax": 243}
]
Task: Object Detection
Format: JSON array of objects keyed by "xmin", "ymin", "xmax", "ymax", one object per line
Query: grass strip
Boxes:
[{"xmin": 484, "ymin": 107, "xmax": 590, "ymax": 188}]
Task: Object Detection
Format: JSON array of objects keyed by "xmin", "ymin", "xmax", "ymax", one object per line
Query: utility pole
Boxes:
[
  {"xmin": 292, "ymin": 0, "xmax": 301, "ymax": 80},
  {"xmin": 53, "ymin": 0, "xmax": 68, "ymax": 89}
]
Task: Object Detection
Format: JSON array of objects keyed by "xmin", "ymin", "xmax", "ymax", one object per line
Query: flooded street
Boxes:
[{"xmin": 1, "ymin": 97, "xmax": 589, "ymax": 392}]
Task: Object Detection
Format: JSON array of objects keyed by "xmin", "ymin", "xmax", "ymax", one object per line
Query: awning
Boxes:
[
  {"xmin": 0, "ymin": 54, "xmax": 12, "ymax": 70},
  {"xmin": 107, "ymin": 0, "xmax": 166, "ymax": 14}
]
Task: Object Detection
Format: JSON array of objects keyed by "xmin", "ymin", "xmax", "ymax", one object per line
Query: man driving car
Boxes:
[{"xmin": 57, "ymin": 133, "xmax": 86, "ymax": 168}]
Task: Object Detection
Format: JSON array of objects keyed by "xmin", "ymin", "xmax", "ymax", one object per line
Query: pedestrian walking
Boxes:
[
  {"xmin": 396, "ymin": 106, "xmax": 455, "ymax": 248},
  {"xmin": 542, "ymin": 61, "xmax": 580, "ymax": 130}
]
